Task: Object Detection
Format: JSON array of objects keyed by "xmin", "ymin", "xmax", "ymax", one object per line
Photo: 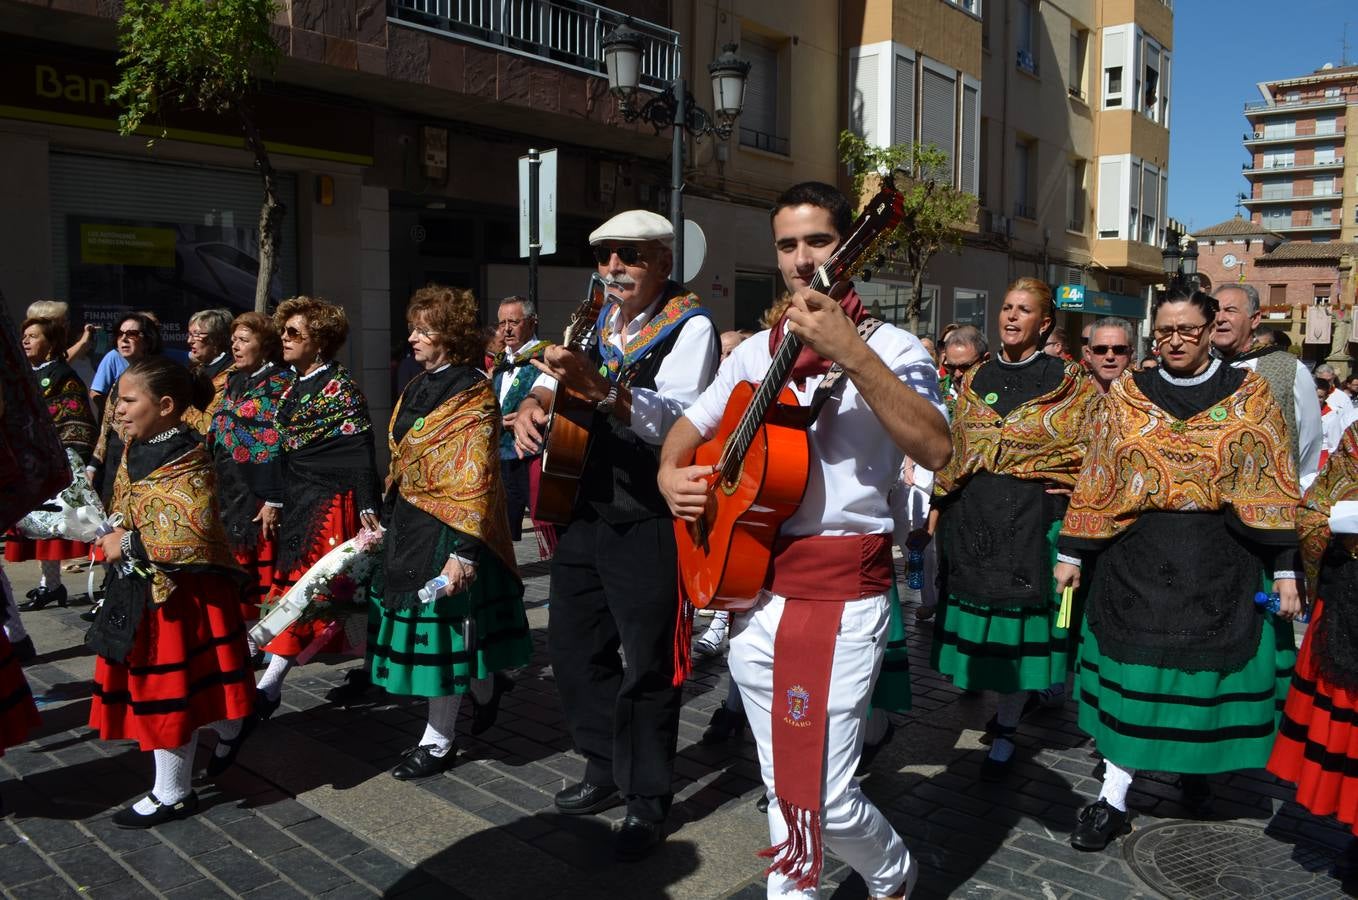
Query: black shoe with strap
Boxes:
[
  {"xmin": 253, "ymin": 688, "xmax": 282, "ymax": 723},
  {"xmin": 205, "ymin": 716, "xmax": 258, "ymax": 778},
  {"xmin": 980, "ymin": 722, "xmax": 1018, "ymax": 782},
  {"xmin": 112, "ymin": 792, "xmax": 200, "ymax": 829},
  {"xmin": 1070, "ymin": 798, "xmax": 1130, "ymax": 851}
]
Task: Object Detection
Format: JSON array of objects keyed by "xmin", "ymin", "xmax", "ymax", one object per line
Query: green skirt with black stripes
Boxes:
[
  {"xmin": 870, "ymin": 579, "xmax": 912, "ymax": 714},
  {"xmin": 366, "ymin": 525, "xmax": 531, "ymax": 698},
  {"xmin": 931, "ymin": 519, "xmax": 1078, "ymax": 693},
  {"xmin": 1077, "ymin": 612, "xmax": 1296, "ymax": 773}
]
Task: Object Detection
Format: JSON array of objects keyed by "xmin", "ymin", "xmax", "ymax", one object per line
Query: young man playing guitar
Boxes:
[
  {"xmin": 511, "ymin": 209, "xmax": 718, "ymax": 860},
  {"xmin": 658, "ymin": 183, "xmax": 951, "ymax": 898}
]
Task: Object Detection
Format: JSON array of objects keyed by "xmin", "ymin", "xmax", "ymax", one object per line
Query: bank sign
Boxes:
[{"xmin": 1055, "ymin": 284, "xmax": 1147, "ymax": 320}]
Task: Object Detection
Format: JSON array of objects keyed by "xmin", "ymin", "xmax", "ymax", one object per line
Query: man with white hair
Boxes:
[
  {"xmin": 491, "ymin": 295, "xmax": 553, "ymax": 553},
  {"xmin": 1212, "ymin": 283, "xmax": 1323, "ymax": 488},
  {"xmin": 511, "ymin": 209, "xmax": 718, "ymax": 859},
  {"xmin": 1085, "ymin": 317, "xmax": 1136, "ymax": 393}
]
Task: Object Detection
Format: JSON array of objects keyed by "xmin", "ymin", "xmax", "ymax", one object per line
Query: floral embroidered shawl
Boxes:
[
  {"xmin": 210, "ymin": 367, "xmax": 294, "ymax": 465},
  {"xmin": 277, "ymin": 363, "xmax": 372, "ymax": 452}
]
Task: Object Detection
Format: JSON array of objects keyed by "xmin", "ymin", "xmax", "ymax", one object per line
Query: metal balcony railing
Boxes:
[
  {"xmin": 1245, "ymin": 95, "xmax": 1348, "ymax": 115},
  {"xmin": 1013, "ymin": 201, "xmax": 1036, "ymax": 220},
  {"xmin": 389, "ymin": 0, "xmax": 680, "ymax": 92}
]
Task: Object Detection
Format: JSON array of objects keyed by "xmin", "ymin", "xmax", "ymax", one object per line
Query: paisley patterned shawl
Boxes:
[
  {"xmin": 112, "ymin": 443, "xmax": 239, "ymax": 604},
  {"xmin": 934, "ymin": 360, "xmax": 1098, "ymax": 498},
  {"xmin": 595, "ymin": 288, "xmax": 709, "ymax": 378},
  {"xmin": 1299, "ymin": 422, "xmax": 1358, "ymax": 599},
  {"xmin": 40, "ymin": 362, "xmax": 96, "ymax": 461},
  {"xmin": 1062, "ymin": 369, "xmax": 1299, "ymax": 544},
  {"xmin": 277, "ymin": 363, "xmax": 372, "ymax": 452},
  {"xmin": 184, "ymin": 363, "xmax": 234, "ymax": 436},
  {"xmin": 387, "ymin": 380, "xmax": 520, "ymax": 581},
  {"xmin": 210, "ymin": 368, "xmax": 294, "ymax": 465}
]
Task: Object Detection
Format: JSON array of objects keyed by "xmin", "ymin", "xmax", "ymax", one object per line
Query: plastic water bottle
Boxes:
[
  {"xmin": 417, "ymin": 575, "xmax": 452, "ymax": 604},
  {"xmin": 1254, "ymin": 591, "xmax": 1311, "ymax": 624},
  {"xmin": 906, "ymin": 548, "xmax": 924, "ymax": 590}
]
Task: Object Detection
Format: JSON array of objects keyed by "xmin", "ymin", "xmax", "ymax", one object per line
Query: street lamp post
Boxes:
[
  {"xmin": 1161, "ymin": 228, "xmax": 1200, "ymax": 293},
  {"xmin": 602, "ymin": 25, "xmax": 750, "ymax": 278}
]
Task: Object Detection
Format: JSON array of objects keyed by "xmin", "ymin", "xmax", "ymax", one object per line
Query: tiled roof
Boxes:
[
  {"xmin": 1191, "ymin": 216, "xmax": 1284, "ymax": 239},
  {"xmin": 1255, "ymin": 241, "xmax": 1358, "ymax": 263}
]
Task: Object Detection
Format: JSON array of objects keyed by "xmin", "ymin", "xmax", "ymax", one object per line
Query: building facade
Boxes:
[
  {"xmin": 843, "ymin": 0, "xmax": 1174, "ymax": 347},
  {"xmin": 1242, "ymin": 63, "xmax": 1358, "ymax": 243}
]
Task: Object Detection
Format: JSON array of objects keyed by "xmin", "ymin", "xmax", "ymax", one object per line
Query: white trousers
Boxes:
[{"xmin": 730, "ymin": 591, "xmax": 912, "ymax": 898}]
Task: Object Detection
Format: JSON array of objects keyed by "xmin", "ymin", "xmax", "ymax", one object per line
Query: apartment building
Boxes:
[
  {"xmin": 844, "ymin": 0, "xmax": 1173, "ymax": 344},
  {"xmin": 1242, "ymin": 63, "xmax": 1358, "ymax": 243}
]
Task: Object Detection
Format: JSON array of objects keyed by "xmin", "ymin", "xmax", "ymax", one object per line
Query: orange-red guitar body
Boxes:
[{"xmin": 676, "ymin": 381, "xmax": 810, "ymax": 611}]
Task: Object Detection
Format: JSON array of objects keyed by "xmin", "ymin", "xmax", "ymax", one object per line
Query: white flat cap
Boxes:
[{"xmin": 589, "ymin": 209, "xmax": 674, "ymax": 246}]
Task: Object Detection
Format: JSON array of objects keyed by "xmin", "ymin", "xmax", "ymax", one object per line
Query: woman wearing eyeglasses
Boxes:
[
  {"xmin": 932, "ymin": 278, "xmax": 1100, "ymax": 782},
  {"xmin": 89, "ymin": 313, "xmax": 163, "ymax": 508},
  {"xmin": 254, "ymin": 296, "xmax": 379, "ymax": 718},
  {"xmin": 183, "ymin": 308, "xmax": 235, "ymax": 437},
  {"xmin": 1055, "ymin": 287, "xmax": 1301, "ymax": 852}
]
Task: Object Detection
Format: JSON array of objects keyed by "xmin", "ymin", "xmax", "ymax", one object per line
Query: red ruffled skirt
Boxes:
[
  {"xmin": 89, "ymin": 572, "xmax": 254, "ymax": 751},
  {"xmin": 264, "ymin": 492, "xmax": 360, "ymax": 658},
  {"xmin": 0, "ymin": 630, "xmax": 40, "ymax": 756},
  {"xmin": 233, "ymin": 536, "xmax": 277, "ymax": 624},
  {"xmin": 4, "ymin": 530, "xmax": 90, "ymax": 563},
  {"xmin": 1269, "ymin": 598, "xmax": 1358, "ymax": 835}
]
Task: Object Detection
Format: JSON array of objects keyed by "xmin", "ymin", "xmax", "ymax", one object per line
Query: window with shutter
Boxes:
[
  {"xmin": 1140, "ymin": 164, "xmax": 1158, "ymax": 243},
  {"xmin": 894, "ymin": 53, "xmax": 916, "ymax": 148},
  {"xmin": 920, "ymin": 64, "xmax": 956, "ymax": 181},
  {"xmin": 1103, "ymin": 28, "xmax": 1127, "ymax": 108},
  {"xmin": 848, "ymin": 52, "xmax": 880, "ymax": 144},
  {"xmin": 960, "ymin": 81, "xmax": 978, "ymax": 193},
  {"xmin": 1270, "ymin": 284, "xmax": 1287, "ymax": 305},
  {"xmin": 1098, "ymin": 156, "xmax": 1124, "ymax": 237},
  {"xmin": 740, "ymin": 39, "xmax": 786, "ymax": 154}
]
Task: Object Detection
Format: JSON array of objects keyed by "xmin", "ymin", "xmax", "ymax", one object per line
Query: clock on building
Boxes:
[{"xmin": 1222, "ymin": 253, "xmax": 1239, "ymax": 269}]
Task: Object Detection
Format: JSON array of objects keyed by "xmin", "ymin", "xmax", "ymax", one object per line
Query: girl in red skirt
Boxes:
[
  {"xmin": 1270, "ymin": 420, "xmax": 1358, "ymax": 873},
  {"xmin": 255, "ymin": 298, "xmax": 378, "ymax": 717},
  {"xmin": 88, "ymin": 358, "xmax": 255, "ymax": 828}
]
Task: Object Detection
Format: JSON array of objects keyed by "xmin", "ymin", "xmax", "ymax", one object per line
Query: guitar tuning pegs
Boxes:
[{"xmin": 860, "ymin": 269, "xmax": 873, "ymax": 282}]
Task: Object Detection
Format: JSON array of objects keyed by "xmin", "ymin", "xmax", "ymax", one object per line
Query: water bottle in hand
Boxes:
[
  {"xmin": 1254, "ymin": 591, "xmax": 1311, "ymax": 623},
  {"xmin": 418, "ymin": 575, "xmax": 452, "ymax": 604},
  {"xmin": 906, "ymin": 548, "xmax": 924, "ymax": 590}
]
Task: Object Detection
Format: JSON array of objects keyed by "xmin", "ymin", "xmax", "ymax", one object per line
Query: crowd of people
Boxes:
[{"xmin": 1, "ymin": 179, "xmax": 1358, "ymax": 898}]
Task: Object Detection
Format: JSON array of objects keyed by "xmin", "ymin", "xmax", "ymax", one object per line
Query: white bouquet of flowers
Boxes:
[{"xmin": 250, "ymin": 527, "xmax": 384, "ymax": 656}]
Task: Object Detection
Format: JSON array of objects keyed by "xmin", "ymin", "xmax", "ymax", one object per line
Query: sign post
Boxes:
[{"xmin": 519, "ymin": 148, "xmax": 558, "ymax": 310}]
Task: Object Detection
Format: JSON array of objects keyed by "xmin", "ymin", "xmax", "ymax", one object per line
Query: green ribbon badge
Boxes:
[
  {"xmin": 40, "ymin": 377, "xmax": 50, "ymax": 388},
  {"xmin": 1209, "ymin": 406, "xmax": 1228, "ymax": 422},
  {"xmin": 413, "ymin": 416, "xmax": 426, "ymax": 433},
  {"xmin": 983, "ymin": 391, "xmax": 999, "ymax": 405},
  {"xmin": 300, "ymin": 394, "xmax": 312, "ymax": 404}
]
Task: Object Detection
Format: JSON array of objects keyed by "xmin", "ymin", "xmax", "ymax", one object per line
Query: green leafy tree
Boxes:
[
  {"xmin": 839, "ymin": 131, "xmax": 977, "ymax": 336},
  {"xmin": 112, "ymin": 0, "xmax": 283, "ymax": 313}
]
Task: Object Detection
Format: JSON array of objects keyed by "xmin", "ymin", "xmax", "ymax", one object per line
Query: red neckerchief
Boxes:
[{"xmin": 768, "ymin": 288, "xmax": 868, "ymax": 383}]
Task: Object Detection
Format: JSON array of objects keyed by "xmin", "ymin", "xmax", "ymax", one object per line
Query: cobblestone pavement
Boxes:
[{"xmin": 1, "ymin": 543, "xmax": 1353, "ymax": 899}]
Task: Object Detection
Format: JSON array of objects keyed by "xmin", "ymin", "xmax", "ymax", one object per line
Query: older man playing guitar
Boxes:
[
  {"xmin": 658, "ymin": 182, "xmax": 950, "ymax": 898},
  {"xmin": 512, "ymin": 209, "xmax": 718, "ymax": 860}
]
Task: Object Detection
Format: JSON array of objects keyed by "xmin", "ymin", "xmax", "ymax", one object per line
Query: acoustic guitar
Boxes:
[
  {"xmin": 675, "ymin": 182, "xmax": 905, "ymax": 610},
  {"xmin": 534, "ymin": 274, "xmax": 609, "ymax": 524}
]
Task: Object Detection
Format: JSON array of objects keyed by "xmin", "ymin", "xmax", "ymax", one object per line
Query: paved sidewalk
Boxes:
[{"xmin": 1, "ymin": 544, "xmax": 1353, "ymax": 899}]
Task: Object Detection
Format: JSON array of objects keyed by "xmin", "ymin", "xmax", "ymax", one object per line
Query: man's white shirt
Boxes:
[
  {"xmin": 497, "ymin": 333, "xmax": 544, "ymax": 405},
  {"xmin": 683, "ymin": 323, "xmax": 945, "ymax": 537},
  {"xmin": 532, "ymin": 294, "xmax": 718, "ymax": 446}
]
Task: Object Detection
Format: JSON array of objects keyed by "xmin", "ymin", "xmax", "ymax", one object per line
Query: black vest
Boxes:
[{"xmin": 576, "ymin": 318, "xmax": 707, "ymax": 525}]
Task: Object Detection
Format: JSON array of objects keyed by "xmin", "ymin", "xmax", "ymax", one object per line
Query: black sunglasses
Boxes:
[
  {"xmin": 1090, "ymin": 344, "xmax": 1130, "ymax": 356},
  {"xmin": 592, "ymin": 244, "xmax": 645, "ymax": 266}
]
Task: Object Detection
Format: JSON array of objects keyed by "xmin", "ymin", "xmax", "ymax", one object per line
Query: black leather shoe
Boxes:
[
  {"xmin": 756, "ymin": 794, "xmax": 770, "ymax": 814},
  {"xmin": 112, "ymin": 792, "xmax": 200, "ymax": 828},
  {"xmin": 80, "ymin": 598, "xmax": 102, "ymax": 623},
  {"xmin": 254, "ymin": 688, "xmax": 282, "ymax": 723},
  {"xmin": 554, "ymin": 780, "xmax": 619, "ymax": 815},
  {"xmin": 615, "ymin": 814, "xmax": 663, "ymax": 860},
  {"xmin": 205, "ymin": 717, "xmax": 258, "ymax": 778},
  {"xmin": 325, "ymin": 667, "xmax": 376, "ymax": 706},
  {"xmin": 980, "ymin": 722, "xmax": 1018, "ymax": 782},
  {"xmin": 19, "ymin": 585, "xmax": 67, "ymax": 611},
  {"xmin": 11, "ymin": 636, "xmax": 36, "ymax": 664},
  {"xmin": 1070, "ymin": 799, "xmax": 1130, "ymax": 851},
  {"xmin": 700, "ymin": 702, "xmax": 746, "ymax": 745},
  {"xmin": 469, "ymin": 672, "xmax": 514, "ymax": 736},
  {"xmin": 855, "ymin": 720, "xmax": 896, "ymax": 776},
  {"xmin": 392, "ymin": 744, "xmax": 455, "ymax": 780}
]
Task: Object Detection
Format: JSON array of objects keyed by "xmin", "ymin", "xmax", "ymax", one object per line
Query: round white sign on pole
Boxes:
[{"xmin": 683, "ymin": 219, "xmax": 707, "ymax": 283}]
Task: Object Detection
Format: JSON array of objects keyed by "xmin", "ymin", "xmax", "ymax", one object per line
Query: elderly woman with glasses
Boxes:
[
  {"xmin": 183, "ymin": 308, "xmax": 235, "ymax": 436},
  {"xmin": 1054, "ymin": 287, "xmax": 1302, "ymax": 852},
  {"xmin": 253, "ymin": 296, "xmax": 379, "ymax": 719},
  {"xmin": 89, "ymin": 313, "xmax": 163, "ymax": 507},
  {"xmin": 207, "ymin": 312, "xmax": 294, "ymax": 644}
]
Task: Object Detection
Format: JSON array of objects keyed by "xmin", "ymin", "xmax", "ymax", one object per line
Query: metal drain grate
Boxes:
[{"xmin": 1122, "ymin": 820, "xmax": 1344, "ymax": 899}]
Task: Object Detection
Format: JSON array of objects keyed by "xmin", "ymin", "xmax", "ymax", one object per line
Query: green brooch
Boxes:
[
  {"xmin": 413, "ymin": 417, "xmax": 426, "ymax": 432},
  {"xmin": 1209, "ymin": 406, "xmax": 1228, "ymax": 422},
  {"xmin": 300, "ymin": 394, "xmax": 312, "ymax": 404},
  {"xmin": 1170, "ymin": 420, "xmax": 1187, "ymax": 434},
  {"xmin": 40, "ymin": 377, "xmax": 50, "ymax": 388},
  {"xmin": 983, "ymin": 391, "xmax": 999, "ymax": 405}
]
